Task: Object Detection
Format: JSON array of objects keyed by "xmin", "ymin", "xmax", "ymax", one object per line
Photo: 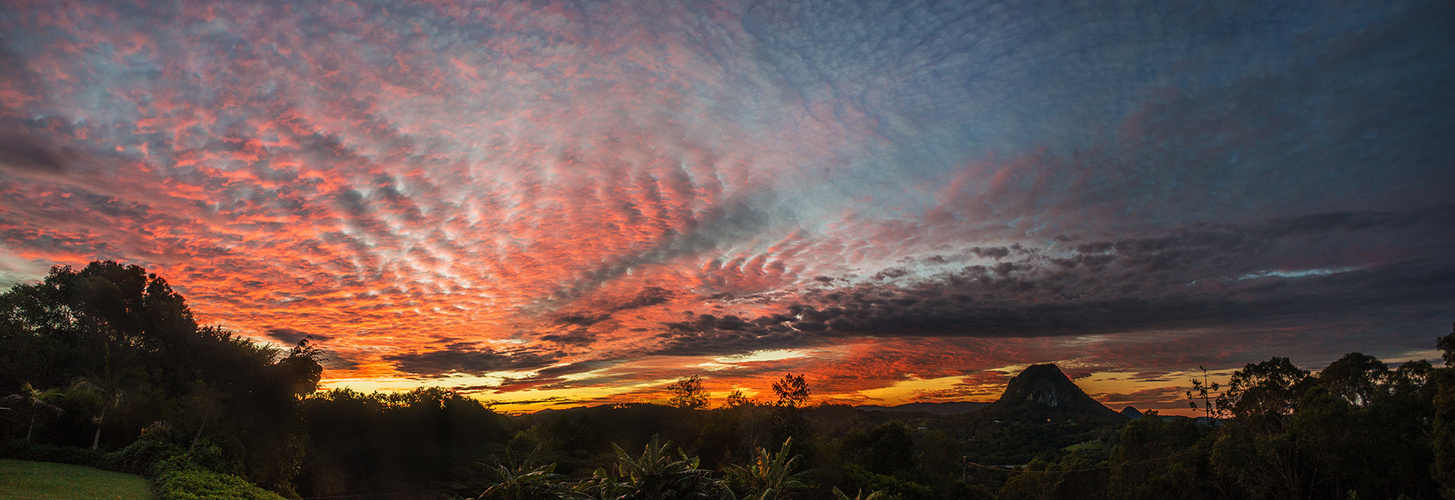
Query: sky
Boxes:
[{"xmin": 1, "ymin": 0, "xmax": 1452, "ymax": 414}]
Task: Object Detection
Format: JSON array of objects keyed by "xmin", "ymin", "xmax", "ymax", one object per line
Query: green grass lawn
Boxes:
[{"xmin": 0, "ymin": 459, "xmax": 153, "ymax": 499}]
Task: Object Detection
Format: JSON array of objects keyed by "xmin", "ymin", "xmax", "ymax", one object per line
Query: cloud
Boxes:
[
  {"xmin": 266, "ymin": 328, "xmax": 331, "ymax": 345},
  {"xmin": 320, "ymin": 355, "xmax": 360, "ymax": 371},
  {"xmin": 384, "ymin": 343, "xmax": 564, "ymax": 377},
  {"xmin": 612, "ymin": 287, "xmax": 675, "ymax": 312},
  {"xmin": 1092, "ymin": 386, "xmax": 1186, "ymax": 408},
  {"xmin": 540, "ymin": 329, "xmax": 596, "ymax": 346},
  {"xmin": 0, "ymin": 132, "xmax": 67, "ymax": 175},
  {"xmin": 782, "ymin": 206, "xmax": 1455, "ymax": 340}
]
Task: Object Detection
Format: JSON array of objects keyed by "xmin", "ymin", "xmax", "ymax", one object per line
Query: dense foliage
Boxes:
[
  {"xmin": 3, "ymin": 261, "xmax": 1454, "ymax": 499},
  {"xmin": 0, "ymin": 262, "xmax": 322, "ymax": 496},
  {"xmin": 155, "ymin": 455, "xmax": 287, "ymax": 500}
]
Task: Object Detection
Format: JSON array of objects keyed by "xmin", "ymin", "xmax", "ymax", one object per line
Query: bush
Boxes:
[
  {"xmin": 102, "ymin": 436, "xmax": 184, "ymax": 475},
  {"xmin": 155, "ymin": 456, "xmax": 286, "ymax": 500},
  {"xmin": 98, "ymin": 422, "xmax": 235, "ymax": 477}
]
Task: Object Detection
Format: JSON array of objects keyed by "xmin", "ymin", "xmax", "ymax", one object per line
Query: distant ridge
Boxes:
[
  {"xmin": 1121, "ymin": 406, "xmax": 1143, "ymax": 420},
  {"xmin": 855, "ymin": 401, "xmax": 990, "ymax": 415},
  {"xmin": 973, "ymin": 364, "xmax": 1127, "ymax": 423}
]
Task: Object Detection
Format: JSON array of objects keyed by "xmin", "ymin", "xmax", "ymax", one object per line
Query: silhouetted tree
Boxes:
[
  {"xmin": 668, "ymin": 376, "xmax": 708, "ymax": 410},
  {"xmin": 1433, "ymin": 324, "xmax": 1455, "ymax": 497},
  {"xmin": 1186, "ymin": 365, "xmax": 1222, "ymax": 420},
  {"xmin": 1215, "ymin": 357, "xmax": 1310, "ymax": 425},
  {"xmin": 0, "ymin": 261, "xmax": 326, "ymax": 494},
  {"xmin": 772, "ymin": 374, "xmax": 810, "ymax": 408},
  {"xmin": 1438, "ymin": 322, "xmax": 1455, "ymax": 366},
  {"xmin": 725, "ymin": 390, "xmax": 754, "ymax": 409},
  {"xmin": 1320, "ymin": 352, "xmax": 1388, "ymax": 407}
]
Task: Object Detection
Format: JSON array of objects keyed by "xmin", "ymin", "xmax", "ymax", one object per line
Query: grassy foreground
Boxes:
[{"xmin": 0, "ymin": 459, "xmax": 153, "ymax": 499}]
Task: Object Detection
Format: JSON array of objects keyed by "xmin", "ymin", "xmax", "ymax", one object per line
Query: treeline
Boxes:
[
  {"xmin": 415, "ymin": 333, "xmax": 1455, "ymax": 500},
  {"xmin": 996, "ymin": 342, "xmax": 1455, "ymax": 500},
  {"xmin": 0, "ymin": 261, "xmax": 324, "ymax": 495},
  {"xmin": 3, "ymin": 261, "xmax": 1455, "ymax": 499}
]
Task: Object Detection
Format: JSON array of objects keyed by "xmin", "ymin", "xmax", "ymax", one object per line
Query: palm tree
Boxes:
[
  {"xmin": 724, "ymin": 438, "xmax": 810, "ymax": 500},
  {"xmin": 2, "ymin": 382, "xmax": 65, "ymax": 441},
  {"xmin": 74, "ymin": 345, "xmax": 145, "ymax": 450}
]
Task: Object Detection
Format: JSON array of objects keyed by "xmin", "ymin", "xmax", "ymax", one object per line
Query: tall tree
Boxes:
[
  {"xmin": 1438, "ymin": 322, "xmax": 1455, "ymax": 366},
  {"xmin": 1215, "ymin": 357, "xmax": 1310, "ymax": 425},
  {"xmin": 771, "ymin": 374, "xmax": 810, "ymax": 408},
  {"xmin": 725, "ymin": 390, "xmax": 754, "ymax": 408},
  {"xmin": 1320, "ymin": 352, "xmax": 1388, "ymax": 407},
  {"xmin": 1433, "ymin": 324, "xmax": 1455, "ymax": 498},
  {"xmin": 667, "ymin": 376, "xmax": 708, "ymax": 410},
  {"xmin": 0, "ymin": 261, "xmax": 325, "ymax": 493}
]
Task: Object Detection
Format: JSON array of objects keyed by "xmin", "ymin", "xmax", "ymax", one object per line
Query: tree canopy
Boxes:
[{"xmin": 0, "ymin": 261, "xmax": 324, "ymax": 493}]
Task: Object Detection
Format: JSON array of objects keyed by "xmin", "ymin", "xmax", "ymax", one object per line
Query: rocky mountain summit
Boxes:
[{"xmin": 973, "ymin": 363, "xmax": 1127, "ymax": 423}]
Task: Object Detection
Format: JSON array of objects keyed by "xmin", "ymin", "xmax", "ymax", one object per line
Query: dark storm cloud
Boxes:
[
  {"xmin": 535, "ymin": 360, "xmax": 617, "ymax": 378},
  {"xmin": 761, "ymin": 206, "xmax": 1455, "ymax": 340},
  {"xmin": 265, "ymin": 328, "xmax": 331, "ymax": 345},
  {"xmin": 540, "ymin": 329, "xmax": 596, "ymax": 346},
  {"xmin": 384, "ymin": 343, "xmax": 564, "ymax": 377},
  {"xmin": 545, "ymin": 286, "xmax": 679, "ymax": 343},
  {"xmin": 612, "ymin": 287, "xmax": 675, "ymax": 311},
  {"xmin": 0, "ymin": 132, "xmax": 67, "ymax": 175},
  {"xmin": 647, "ymin": 311, "xmax": 819, "ymax": 356},
  {"xmin": 554, "ymin": 314, "xmax": 607, "ymax": 327}
]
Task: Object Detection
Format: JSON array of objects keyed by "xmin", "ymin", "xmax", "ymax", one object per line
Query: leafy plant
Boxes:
[
  {"xmin": 724, "ymin": 438, "xmax": 810, "ymax": 500},
  {"xmin": 467, "ymin": 461, "xmax": 585, "ymax": 500},
  {"xmin": 581, "ymin": 436, "xmax": 729, "ymax": 500},
  {"xmin": 830, "ymin": 487, "xmax": 891, "ymax": 500}
]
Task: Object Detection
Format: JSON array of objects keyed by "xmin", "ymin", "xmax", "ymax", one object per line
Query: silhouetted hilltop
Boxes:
[
  {"xmin": 972, "ymin": 364, "xmax": 1126, "ymax": 424},
  {"xmin": 1121, "ymin": 406, "xmax": 1143, "ymax": 419},
  {"xmin": 855, "ymin": 401, "xmax": 990, "ymax": 415}
]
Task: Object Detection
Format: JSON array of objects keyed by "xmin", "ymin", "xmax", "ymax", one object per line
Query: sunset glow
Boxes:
[{"xmin": 2, "ymin": 0, "xmax": 1451, "ymax": 413}]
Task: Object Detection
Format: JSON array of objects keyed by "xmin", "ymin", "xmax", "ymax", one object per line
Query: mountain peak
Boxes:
[
  {"xmin": 1001, "ymin": 364, "xmax": 1081, "ymax": 408},
  {"xmin": 975, "ymin": 364, "xmax": 1126, "ymax": 422}
]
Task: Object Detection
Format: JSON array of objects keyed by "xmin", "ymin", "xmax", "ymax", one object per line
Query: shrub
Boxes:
[
  {"xmin": 155, "ymin": 456, "xmax": 286, "ymax": 500},
  {"xmin": 102, "ymin": 436, "xmax": 184, "ymax": 475}
]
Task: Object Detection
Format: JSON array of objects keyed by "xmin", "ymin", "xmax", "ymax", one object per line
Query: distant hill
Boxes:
[
  {"xmin": 855, "ymin": 401, "xmax": 990, "ymax": 415},
  {"xmin": 971, "ymin": 364, "xmax": 1127, "ymax": 424},
  {"xmin": 1121, "ymin": 406, "xmax": 1143, "ymax": 419}
]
